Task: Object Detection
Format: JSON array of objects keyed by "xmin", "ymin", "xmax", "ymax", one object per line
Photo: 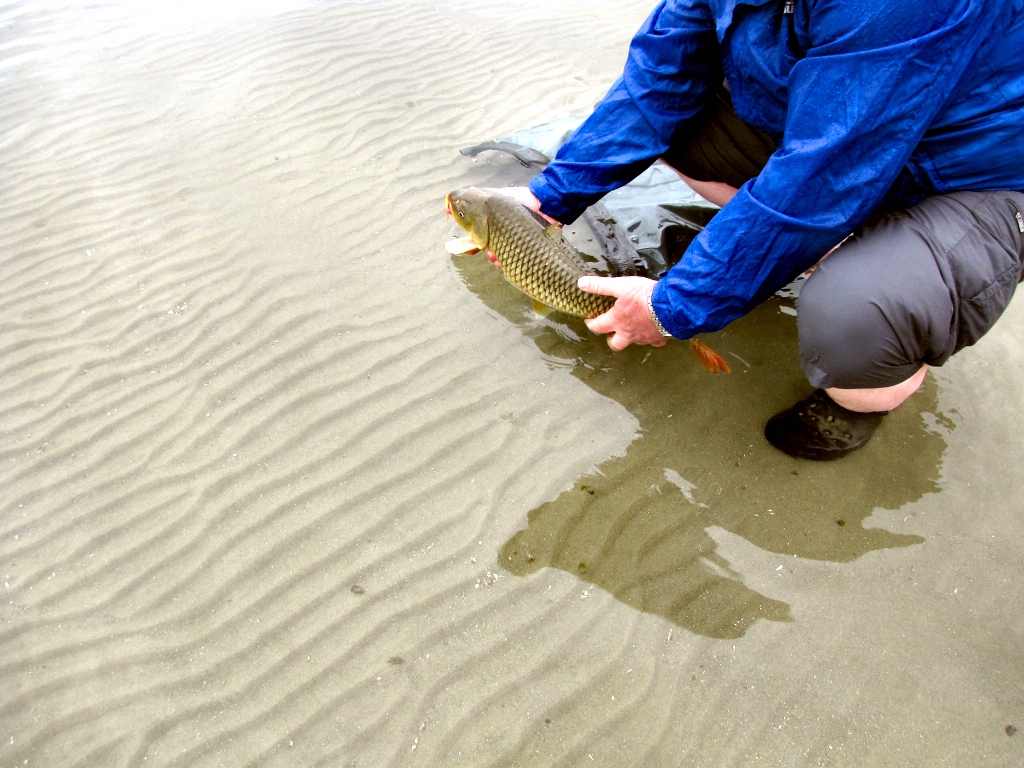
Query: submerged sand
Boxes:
[{"xmin": 1, "ymin": 1, "xmax": 1021, "ymax": 765}]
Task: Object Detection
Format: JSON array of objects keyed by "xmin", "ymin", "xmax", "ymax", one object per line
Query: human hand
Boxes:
[{"xmin": 578, "ymin": 276, "xmax": 669, "ymax": 351}]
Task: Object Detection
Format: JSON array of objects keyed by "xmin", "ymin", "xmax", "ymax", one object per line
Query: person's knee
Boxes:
[
  {"xmin": 798, "ymin": 269, "xmax": 885, "ymax": 389},
  {"xmin": 827, "ymin": 364, "xmax": 928, "ymax": 413},
  {"xmin": 796, "ymin": 254, "xmax": 931, "ymax": 389},
  {"xmin": 795, "ymin": 190, "xmax": 1022, "ymax": 392}
]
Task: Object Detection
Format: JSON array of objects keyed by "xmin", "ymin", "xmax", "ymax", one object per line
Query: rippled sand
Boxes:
[{"xmin": 2, "ymin": 1, "xmax": 1022, "ymax": 765}]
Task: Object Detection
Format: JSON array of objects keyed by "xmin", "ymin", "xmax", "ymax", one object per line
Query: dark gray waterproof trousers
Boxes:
[{"xmin": 662, "ymin": 88, "xmax": 1024, "ymax": 389}]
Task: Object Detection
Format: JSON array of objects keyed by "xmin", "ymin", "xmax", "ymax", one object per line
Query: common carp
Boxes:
[{"xmin": 445, "ymin": 187, "xmax": 729, "ymax": 373}]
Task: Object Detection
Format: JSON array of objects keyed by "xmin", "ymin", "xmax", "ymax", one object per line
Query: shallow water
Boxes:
[{"xmin": 1, "ymin": 1, "xmax": 1022, "ymax": 766}]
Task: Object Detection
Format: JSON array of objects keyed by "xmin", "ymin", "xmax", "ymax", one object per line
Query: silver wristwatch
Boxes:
[{"xmin": 646, "ymin": 286, "xmax": 672, "ymax": 338}]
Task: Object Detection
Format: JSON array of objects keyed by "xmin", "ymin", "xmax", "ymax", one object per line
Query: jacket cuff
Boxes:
[
  {"xmin": 646, "ymin": 284, "xmax": 673, "ymax": 337},
  {"xmin": 528, "ymin": 174, "xmax": 587, "ymax": 224},
  {"xmin": 651, "ymin": 278, "xmax": 692, "ymax": 339}
]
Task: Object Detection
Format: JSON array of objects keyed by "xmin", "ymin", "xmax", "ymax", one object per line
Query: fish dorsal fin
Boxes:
[
  {"xmin": 555, "ymin": 235, "xmax": 594, "ymax": 274},
  {"xmin": 543, "ymin": 223, "xmax": 563, "ymax": 243},
  {"xmin": 521, "ymin": 204, "xmax": 592, "ymax": 273},
  {"xmin": 520, "ymin": 205, "xmax": 552, "ymax": 229}
]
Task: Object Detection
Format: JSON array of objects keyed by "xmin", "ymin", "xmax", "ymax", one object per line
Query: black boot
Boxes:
[{"xmin": 764, "ymin": 389, "xmax": 885, "ymax": 461}]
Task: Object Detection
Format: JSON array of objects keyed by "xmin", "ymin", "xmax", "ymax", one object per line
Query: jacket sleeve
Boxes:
[
  {"xmin": 529, "ymin": 0, "xmax": 720, "ymax": 223},
  {"xmin": 651, "ymin": 0, "xmax": 994, "ymax": 339}
]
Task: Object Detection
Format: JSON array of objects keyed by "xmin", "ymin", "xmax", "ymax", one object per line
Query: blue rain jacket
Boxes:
[{"xmin": 529, "ymin": 0, "xmax": 1024, "ymax": 339}]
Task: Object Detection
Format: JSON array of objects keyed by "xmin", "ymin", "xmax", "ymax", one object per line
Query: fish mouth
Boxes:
[{"xmin": 444, "ymin": 193, "xmax": 452, "ymax": 218}]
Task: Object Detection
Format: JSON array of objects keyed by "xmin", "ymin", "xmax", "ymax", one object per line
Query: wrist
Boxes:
[{"xmin": 645, "ymin": 284, "xmax": 672, "ymax": 338}]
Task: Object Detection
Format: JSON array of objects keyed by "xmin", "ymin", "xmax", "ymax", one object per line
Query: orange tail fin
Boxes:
[{"xmin": 689, "ymin": 338, "xmax": 731, "ymax": 374}]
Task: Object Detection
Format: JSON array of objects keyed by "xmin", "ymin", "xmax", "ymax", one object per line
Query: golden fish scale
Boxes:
[{"xmin": 485, "ymin": 195, "xmax": 614, "ymax": 319}]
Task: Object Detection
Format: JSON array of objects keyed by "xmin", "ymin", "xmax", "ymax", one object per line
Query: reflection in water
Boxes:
[{"xmin": 450, "ymin": 181, "xmax": 950, "ymax": 638}]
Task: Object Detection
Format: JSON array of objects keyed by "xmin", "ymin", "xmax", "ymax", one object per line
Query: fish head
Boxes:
[{"xmin": 445, "ymin": 188, "xmax": 491, "ymax": 250}]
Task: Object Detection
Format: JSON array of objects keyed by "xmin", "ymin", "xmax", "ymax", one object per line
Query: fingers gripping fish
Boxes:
[{"xmin": 445, "ymin": 188, "xmax": 729, "ymax": 373}]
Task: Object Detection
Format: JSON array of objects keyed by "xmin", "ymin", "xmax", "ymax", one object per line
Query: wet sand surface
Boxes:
[{"xmin": 1, "ymin": 1, "xmax": 1022, "ymax": 765}]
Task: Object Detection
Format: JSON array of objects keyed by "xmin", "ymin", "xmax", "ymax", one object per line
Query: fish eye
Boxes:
[{"xmin": 458, "ymin": 210, "xmax": 465, "ymax": 219}]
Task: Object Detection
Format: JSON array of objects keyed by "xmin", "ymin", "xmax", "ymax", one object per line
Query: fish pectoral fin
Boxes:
[
  {"xmin": 531, "ymin": 299, "xmax": 554, "ymax": 317},
  {"xmin": 445, "ymin": 236, "xmax": 482, "ymax": 255},
  {"xmin": 689, "ymin": 338, "xmax": 732, "ymax": 374},
  {"xmin": 542, "ymin": 224, "xmax": 564, "ymax": 243}
]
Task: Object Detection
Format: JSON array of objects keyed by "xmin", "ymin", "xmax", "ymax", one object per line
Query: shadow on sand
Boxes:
[{"xmin": 452, "ymin": 237, "xmax": 949, "ymax": 640}]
